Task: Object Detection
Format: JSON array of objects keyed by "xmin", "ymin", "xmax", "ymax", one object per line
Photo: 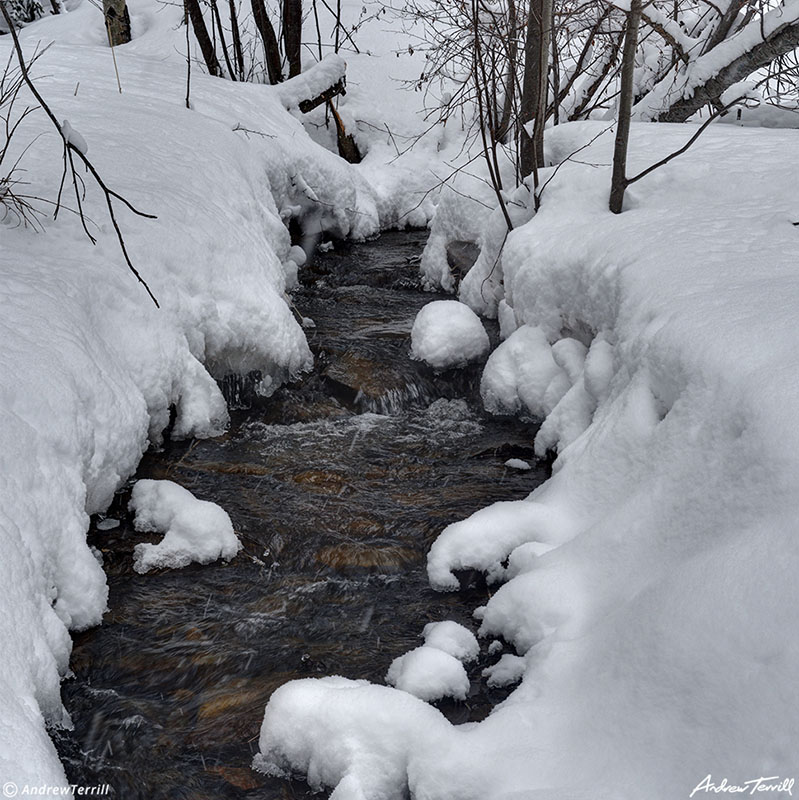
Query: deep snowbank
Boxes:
[
  {"xmin": 257, "ymin": 122, "xmax": 799, "ymax": 798},
  {"xmin": 0, "ymin": 0, "xmax": 430, "ymax": 781}
]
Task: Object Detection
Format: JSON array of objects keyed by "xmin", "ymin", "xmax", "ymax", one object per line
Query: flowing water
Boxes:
[{"xmin": 54, "ymin": 231, "xmax": 550, "ymax": 799}]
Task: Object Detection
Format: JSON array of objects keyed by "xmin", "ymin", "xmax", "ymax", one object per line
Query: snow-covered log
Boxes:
[
  {"xmin": 633, "ymin": 0, "xmax": 799, "ymax": 121},
  {"xmin": 277, "ymin": 53, "xmax": 347, "ymax": 113}
]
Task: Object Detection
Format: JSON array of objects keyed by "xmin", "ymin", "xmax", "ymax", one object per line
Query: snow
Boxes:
[
  {"xmin": 129, "ymin": 480, "xmax": 240, "ymax": 573},
  {"xmin": 276, "ymin": 53, "xmax": 347, "ymax": 110},
  {"xmin": 257, "ymin": 121, "xmax": 799, "ymax": 798},
  {"xmin": 255, "ymin": 677, "xmax": 455, "ymax": 799},
  {"xmin": 0, "ymin": 0, "xmax": 452, "ymax": 783},
  {"xmin": 481, "ymin": 325, "xmax": 570, "ymax": 419},
  {"xmin": 288, "ymin": 245, "xmax": 307, "ymax": 267},
  {"xmin": 634, "ymin": 0, "xmax": 799, "ymax": 119},
  {"xmin": 457, "ymin": 182, "xmax": 536, "ymax": 318},
  {"xmin": 410, "ymin": 300, "xmax": 490, "ymax": 369},
  {"xmin": 419, "ymin": 170, "xmax": 535, "ymax": 316},
  {"xmin": 6, "ymin": 0, "xmax": 799, "ymax": 793},
  {"xmin": 422, "ymin": 620, "xmax": 479, "ymax": 663},
  {"xmin": 419, "ymin": 172, "xmax": 501, "ymax": 294},
  {"xmin": 482, "ymin": 653, "xmax": 526, "ymax": 688},
  {"xmin": 504, "ymin": 458, "xmax": 531, "ymax": 471},
  {"xmin": 60, "ymin": 119, "xmax": 88, "ymax": 154},
  {"xmin": 385, "ymin": 646, "xmax": 470, "ymax": 702},
  {"xmin": 427, "ymin": 499, "xmax": 569, "ymax": 591},
  {"xmin": 382, "ymin": 620, "xmax": 480, "ymax": 703}
]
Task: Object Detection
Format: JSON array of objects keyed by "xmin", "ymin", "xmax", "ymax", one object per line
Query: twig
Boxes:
[
  {"xmin": 536, "ymin": 122, "xmax": 614, "ymax": 201},
  {"xmin": 626, "ymin": 89, "xmax": 760, "ymax": 186},
  {"xmin": 104, "ymin": 16, "xmax": 123, "ymax": 93},
  {"xmin": 0, "ymin": 0, "xmax": 159, "ymax": 307},
  {"xmin": 232, "ymin": 123, "xmax": 276, "ymax": 139}
]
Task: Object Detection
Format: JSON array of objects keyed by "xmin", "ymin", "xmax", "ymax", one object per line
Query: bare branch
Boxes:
[{"xmin": 0, "ymin": 0, "xmax": 160, "ymax": 307}]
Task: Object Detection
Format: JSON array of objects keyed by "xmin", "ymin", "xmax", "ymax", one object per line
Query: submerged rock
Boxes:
[{"xmin": 315, "ymin": 543, "xmax": 419, "ymax": 574}]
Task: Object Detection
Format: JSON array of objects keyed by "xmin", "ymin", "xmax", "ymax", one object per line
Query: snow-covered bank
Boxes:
[
  {"xmin": 0, "ymin": 0, "xmax": 437, "ymax": 782},
  {"xmin": 257, "ymin": 121, "xmax": 799, "ymax": 798}
]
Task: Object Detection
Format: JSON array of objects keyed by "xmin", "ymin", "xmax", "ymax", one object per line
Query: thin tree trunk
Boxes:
[
  {"xmin": 553, "ymin": 9, "xmax": 609, "ymax": 116},
  {"xmin": 531, "ymin": 0, "xmax": 552, "ymax": 168},
  {"xmin": 210, "ymin": 0, "xmax": 237, "ymax": 79},
  {"xmin": 568, "ymin": 27, "xmax": 623, "ymax": 120},
  {"xmin": 495, "ymin": 0, "xmax": 517, "ymax": 142},
  {"xmin": 550, "ymin": 15, "xmax": 559, "ymax": 124},
  {"xmin": 609, "ymin": 0, "xmax": 642, "ymax": 214},
  {"xmin": 519, "ymin": 0, "xmax": 549, "ymax": 175},
  {"xmin": 103, "ymin": 0, "xmax": 131, "ymax": 46},
  {"xmin": 312, "ymin": 0, "xmax": 323, "ymax": 60},
  {"xmin": 228, "ymin": 0, "xmax": 246, "ymax": 79},
  {"xmin": 252, "ymin": 0, "xmax": 283, "ymax": 84},
  {"xmin": 185, "ymin": 0, "xmax": 223, "ymax": 77},
  {"xmin": 184, "ymin": 0, "xmax": 192, "ymax": 107},
  {"xmin": 283, "ymin": 0, "xmax": 302, "ymax": 78}
]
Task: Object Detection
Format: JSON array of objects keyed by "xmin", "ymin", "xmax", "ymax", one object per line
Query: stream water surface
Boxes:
[{"xmin": 55, "ymin": 231, "xmax": 549, "ymax": 799}]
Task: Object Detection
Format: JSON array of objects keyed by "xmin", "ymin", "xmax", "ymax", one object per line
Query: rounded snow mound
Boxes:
[
  {"xmin": 422, "ymin": 620, "xmax": 480, "ymax": 663},
  {"xmin": 129, "ymin": 479, "xmax": 241, "ymax": 573},
  {"xmin": 385, "ymin": 645, "xmax": 470, "ymax": 702},
  {"xmin": 410, "ymin": 300, "xmax": 489, "ymax": 369}
]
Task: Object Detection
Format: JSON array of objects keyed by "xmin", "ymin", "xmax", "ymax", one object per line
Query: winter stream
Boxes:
[{"xmin": 54, "ymin": 231, "xmax": 549, "ymax": 799}]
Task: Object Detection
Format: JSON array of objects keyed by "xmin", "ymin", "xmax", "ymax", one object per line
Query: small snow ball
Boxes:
[
  {"xmin": 129, "ymin": 479, "xmax": 241, "ymax": 573},
  {"xmin": 385, "ymin": 646, "xmax": 470, "ymax": 702},
  {"xmin": 482, "ymin": 653, "xmax": 526, "ymax": 688},
  {"xmin": 410, "ymin": 300, "xmax": 489, "ymax": 370},
  {"xmin": 504, "ymin": 458, "xmax": 532, "ymax": 471},
  {"xmin": 422, "ymin": 620, "xmax": 479, "ymax": 663},
  {"xmin": 288, "ymin": 245, "xmax": 307, "ymax": 267}
]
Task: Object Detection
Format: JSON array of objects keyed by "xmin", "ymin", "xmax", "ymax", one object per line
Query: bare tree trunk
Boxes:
[
  {"xmin": 228, "ymin": 0, "xmax": 246, "ymax": 80},
  {"xmin": 252, "ymin": 0, "xmax": 283, "ymax": 84},
  {"xmin": 532, "ymin": 0, "xmax": 552, "ymax": 157},
  {"xmin": 550, "ymin": 14, "xmax": 559, "ymax": 124},
  {"xmin": 609, "ymin": 0, "xmax": 642, "ymax": 214},
  {"xmin": 569, "ymin": 27, "xmax": 623, "ymax": 120},
  {"xmin": 283, "ymin": 0, "xmax": 302, "ymax": 78},
  {"xmin": 185, "ymin": 0, "xmax": 223, "ymax": 77},
  {"xmin": 495, "ymin": 0, "xmax": 517, "ymax": 142},
  {"xmin": 184, "ymin": 0, "xmax": 192, "ymax": 107},
  {"xmin": 553, "ymin": 9, "xmax": 609, "ymax": 117},
  {"xmin": 103, "ymin": 0, "xmax": 131, "ymax": 46},
  {"xmin": 210, "ymin": 0, "xmax": 237, "ymax": 79},
  {"xmin": 519, "ymin": 0, "xmax": 550, "ymax": 175}
]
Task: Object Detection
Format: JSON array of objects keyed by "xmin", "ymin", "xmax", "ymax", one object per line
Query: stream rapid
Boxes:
[{"xmin": 54, "ymin": 230, "xmax": 549, "ymax": 799}]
